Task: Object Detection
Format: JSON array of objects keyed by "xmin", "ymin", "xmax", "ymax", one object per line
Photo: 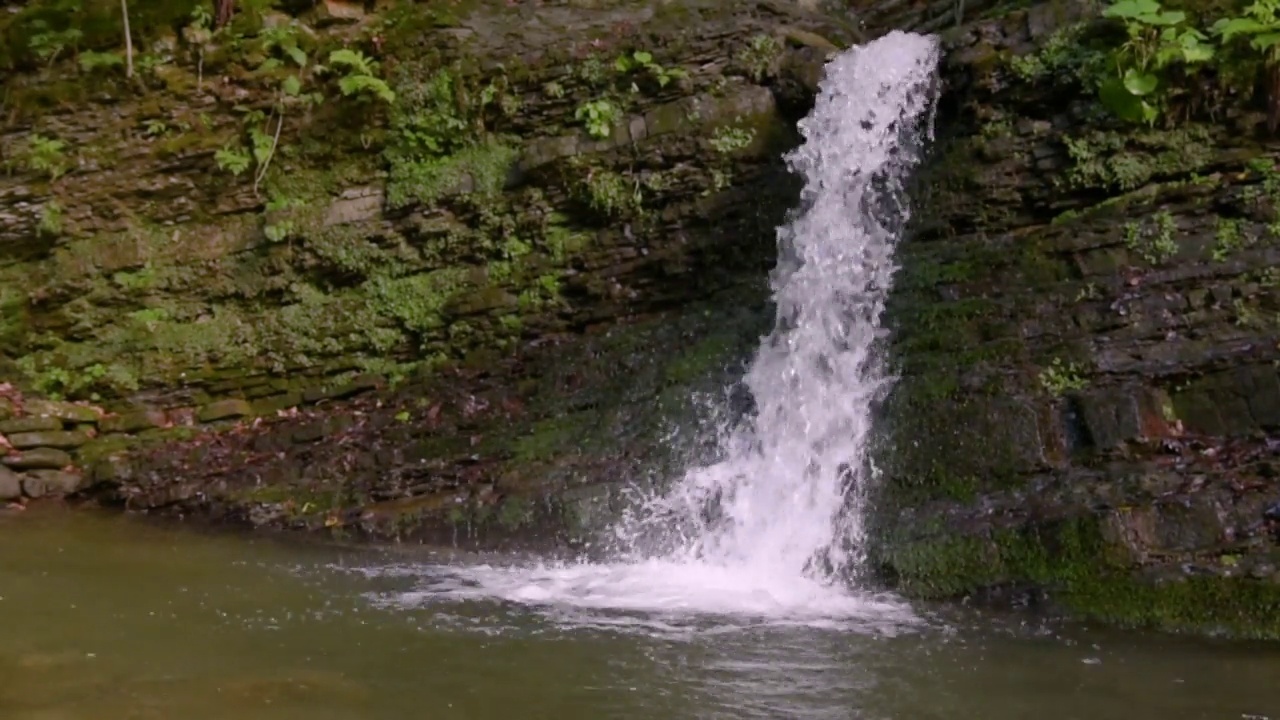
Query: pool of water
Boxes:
[{"xmin": 3, "ymin": 505, "xmax": 1277, "ymax": 720}]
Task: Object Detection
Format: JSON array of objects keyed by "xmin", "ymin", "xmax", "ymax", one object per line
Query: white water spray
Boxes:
[{"xmin": 350, "ymin": 31, "xmax": 941, "ymax": 630}]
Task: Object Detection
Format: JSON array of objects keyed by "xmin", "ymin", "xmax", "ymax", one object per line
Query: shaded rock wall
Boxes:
[
  {"xmin": 0, "ymin": 0, "xmax": 851, "ymax": 540},
  {"xmin": 867, "ymin": 0, "xmax": 1280, "ymax": 638}
]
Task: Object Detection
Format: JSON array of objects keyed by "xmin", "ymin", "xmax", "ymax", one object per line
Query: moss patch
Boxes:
[{"xmin": 884, "ymin": 517, "xmax": 1280, "ymax": 639}]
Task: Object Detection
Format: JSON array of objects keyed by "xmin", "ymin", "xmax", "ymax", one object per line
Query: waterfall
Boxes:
[
  {"xmin": 617, "ymin": 29, "xmax": 941, "ymax": 583},
  {"xmin": 355, "ymin": 30, "xmax": 941, "ymax": 630}
]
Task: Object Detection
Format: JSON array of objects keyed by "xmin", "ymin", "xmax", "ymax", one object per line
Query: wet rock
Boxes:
[
  {"xmin": 197, "ymin": 399, "xmax": 253, "ymax": 423},
  {"xmin": 99, "ymin": 409, "xmax": 167, "ymax": 434},
  {"xmin": 323, "ymin": 188, "xmax": 383, "ymax": 226},
  {"xmin": 20, "ymin": 469, "xmax": 84, "ymax": 498},
  {"xmin": 7, "ymin": 430, "xmax": 92, "ymax": 450},
  {"xmin": 2, "ymin": 448, "xmax": 73, "ymax": 470},
  {"xmin": 312, "ymin": 0, "xmax": 364, "ymax": 25},
  {"xmin": 0, "ymin": 416, "xmax": 63, "ymax": 434},
  {"xmin": 0, "ymin": 466, "xmax": 21, "ymax": 501},
  {"xmin": 23, "ymin": 399, "xmax": 100, "ymax": 424},
  {"xmin": 302, "ymin": 374, "xmax": 382, "ymax": 403}
]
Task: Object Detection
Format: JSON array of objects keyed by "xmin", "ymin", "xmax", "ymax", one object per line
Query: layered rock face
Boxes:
[
  {"xmin": 868, "ymin": 0, "xmax": 1280, "ymax": 637},
  {"xmin": 0, "ymin": 1, "xmax": 854, "ymax": 542}
]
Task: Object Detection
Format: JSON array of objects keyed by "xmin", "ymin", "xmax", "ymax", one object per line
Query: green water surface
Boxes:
[{"xmin": 2, "ymin": 506, "xmax": 1277, "ymax": 720}]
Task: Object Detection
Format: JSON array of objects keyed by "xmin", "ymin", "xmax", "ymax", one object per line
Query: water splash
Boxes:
[
  {"xmin": 348, "ymin": 31, "xmax": 941, "ymax": 631},
  {"xmin": 626, "ymin": 30, "xmax": 942, "ymax": 584}
]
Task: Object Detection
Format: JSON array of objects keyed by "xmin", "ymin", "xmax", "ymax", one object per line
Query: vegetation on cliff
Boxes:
[
  {"xmin": 866, "ymin": 0, "xmax": 1280, "ymax": 638},
  {"xmin": 0, "ymin": 0, "xmax": 852, "ymax": 557},
  {"xmin": 1, "ymin": 0, "xmax": 848, "ymax": 406}
]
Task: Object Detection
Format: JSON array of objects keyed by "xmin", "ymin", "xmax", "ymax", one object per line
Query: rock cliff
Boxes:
[
  {"xmin": 0, "ymin": 0, "xmax": 854, "ymax": 544},
  {"xmin": 866, "ymin": 0, "xmax": 1280, "ymax": 638}
]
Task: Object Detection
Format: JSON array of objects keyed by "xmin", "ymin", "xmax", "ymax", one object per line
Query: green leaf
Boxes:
[
  {"xmin": 1103, "ymin": 0, "xmax": 1161, "ymax": 19},
  {"xmin": 1145, "ymin": 9, "xmax": 1185, "ymax": 25},
  {"xmin": 1252, "ymin": 31, "xmax": 1280, "ymax": 51},
  {"xmin": 286, "ymin": 45, "xmax": 307, "ymax": 68},
  {"xmin": 1180, "ymin": 36, "xmax": 1215, "ymax": 63},
  {"xmin": 1141, "ymin": 100, "xmax": 1160, "ymax": 125},
  {"xmin": 613, "ymin": 56, "xmax": 631, "ymax": 72},
  {"xmin": 1211, "ymin": 17, "xmax": 1269, "ymax": 41},
  {"xmin": 1099, "ymin": 76, "xmax": 1149, "ymax": 122},
  {"xmin": 633, "ymin": 50, "xmax": 653, "ymax": 64},
  {"xmin": 282, "ymin": 74, "xmax": 302, "ymax": 96},
  {"xmin": 1123, "ymin": 68, "xmax": 1159, "ymax": 96}
]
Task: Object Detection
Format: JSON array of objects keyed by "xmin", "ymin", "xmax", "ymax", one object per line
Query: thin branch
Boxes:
[
  {"xmin": 121, "ymin": 0, "xmax": 134, "ymax": 78},
  {"xmin": 253, "ymin": 111, "xmax": 284, "ymax": 197}
]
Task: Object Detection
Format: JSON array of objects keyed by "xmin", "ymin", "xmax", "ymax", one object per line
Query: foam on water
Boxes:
[{"xmin": 348, "ymin": 31, "xmax": 941, "ymax": 632}]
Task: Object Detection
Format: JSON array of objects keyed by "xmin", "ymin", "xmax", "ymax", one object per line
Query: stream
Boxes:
[{"xmin": 3, "ymin": 506, "xmax": 1278, "ymax": 720}]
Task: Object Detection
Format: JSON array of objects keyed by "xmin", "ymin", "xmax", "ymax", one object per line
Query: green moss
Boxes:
[
  {"xmin": 367, "ymin": 269, "xmax": 466, "ymax": 338},
  {"xmin": 387, "ymin": 138, "xmax": 518, "ymax": 209},
  {"xmin": 495, "ymin": 495, "xmax": 535, "ymax": 531},
  {"xmin": 884, "ymin": 517, "xmax": 1280, "ymax": 639},
  {"xmin": 573, "ymin": 165, "xmax": 643, "ymax": 219},
  {"xmin": 14, "ymin": 279, "xmax": 407, "ymax": 400},
  {"xmin": 1063, "ymin": 126, "xmax": 1214, "ymax": 191},
  {"xmin": 382, "ymin": 64, "xmax": 519, "ymax": 209},
  {"xmin": 512, "ymin": 412, "xmax": 598, "ymax": 463},
  {"xmin": 237, "ymin": 484, "xmax": 344, "ymax": 515},
  {"xmin": 662, "ymin": 331, "xmax": 741, "ymax": 385},
  {"xmin": 0, "ymin": 286, "xmax": 28, "ymax": 350}
]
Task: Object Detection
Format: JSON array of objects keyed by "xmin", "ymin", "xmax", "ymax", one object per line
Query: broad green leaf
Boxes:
[
  {"xmin": 1144, "ymin": 10, "xmax": 1185, "ymax": 25},
  {"xmin": 1211, "ymin": 17, "xmax": 1268, "ymax": 41},
  {"xmin": 1252, "ymin": 31, "xmax": 1280, "ymax": 50},
  {"xmin": 1181, "ymin": 37, "xmax": 1215, "ymax": 63},
  {"xmin": 1123, "ymin": 68, "xmax": 1158, "ymax": 95},
  {"xmin": 287, "ymin": 45, "xmax": 307, "ymax": 67},
  {"xmin": 1141, "ymin": 100, "xmax": 1160, "ymax": 126},
  {"xmin": 633, "ymin": 50, "xmax": 653, "ymax": 64},
  {"xmin": 1099, "ymin": 76, "xmax": 1148, "ymax": 122},
  {"xmin": 282, "ymin": 74, "xmax": 302, "ymax": 96},
  {"xmin": 1104, "ymin": 0, "xmax": 1161, "ymax": 19}
]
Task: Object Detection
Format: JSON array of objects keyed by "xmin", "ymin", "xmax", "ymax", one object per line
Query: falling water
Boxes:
[{"xmin": 353, "ymin": 31, "xmax": 942, "ymax": 630}]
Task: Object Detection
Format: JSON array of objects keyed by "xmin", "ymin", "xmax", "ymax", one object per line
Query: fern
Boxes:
[
  {"xmin": 329, "ymin": 49, "xmax": 395, "ymax": 103},
  {"xmin": 329, "ymin": 48, "xmax": 378, "ymax": 76},
  {"xmin": 79, "ymin": 49, "xmax": 124, "ymax": 72},
  {"xmin": 338, "ymin": 74, "xmax": 395, "ymax": 102},
  {"xmin": 215, "ymin": 145, "xmax": 252, "ymax": 176}
]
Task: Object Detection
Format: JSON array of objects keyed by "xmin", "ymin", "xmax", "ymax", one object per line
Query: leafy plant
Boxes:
[
  {"xmin": 1099, "ymin": 0, "xmax": 1215, "ymax": 125},
  {"xmin": 38, "ymin": 200, "xmax": 64, "ymax": 237},
  {"xmin": 739, "ymin": 34, "xmax": 781, "ymax": 82},
  {"xmin": 575, "ymin": 99, "xmax": 621, "ymax": 138},
  {"xmin": 78, "ymin": 49, "xmax": 123, "ymax": 72},
  {"xmin": 1211, "ymin": 1, "xmax": 1280, "ymax": 62},
  {"xmin": 709, "ymin": 125, "xmax": 756, "ymax": 154},
  {"xmin": 23, "ymin": 135, "xmax": 70, "ymax": 180},
  {"xmin": 328, "ymin": 49, "xmax": 395, "ymax": 103},
  {"xmin": 1039, "ymin": 358, "xmax": 1088, "ymax": 396},
  {"xmin": 215, "ymin": 144, "xmax": 252, "ymax": 176},
  {"xmin": 186, "ymin": 5, "xmax": 215, "ymax": 90},
  {"xmin": 614, "ymin": 49, "xmax": 687, "ymax": 90},
  {"xmin": 28, "ymin": 21, "xmax": 83, "ymax": 66},
  {"xmin": 1211, "ymin": 0, "xmax": 1280, "ymax": 127}
]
